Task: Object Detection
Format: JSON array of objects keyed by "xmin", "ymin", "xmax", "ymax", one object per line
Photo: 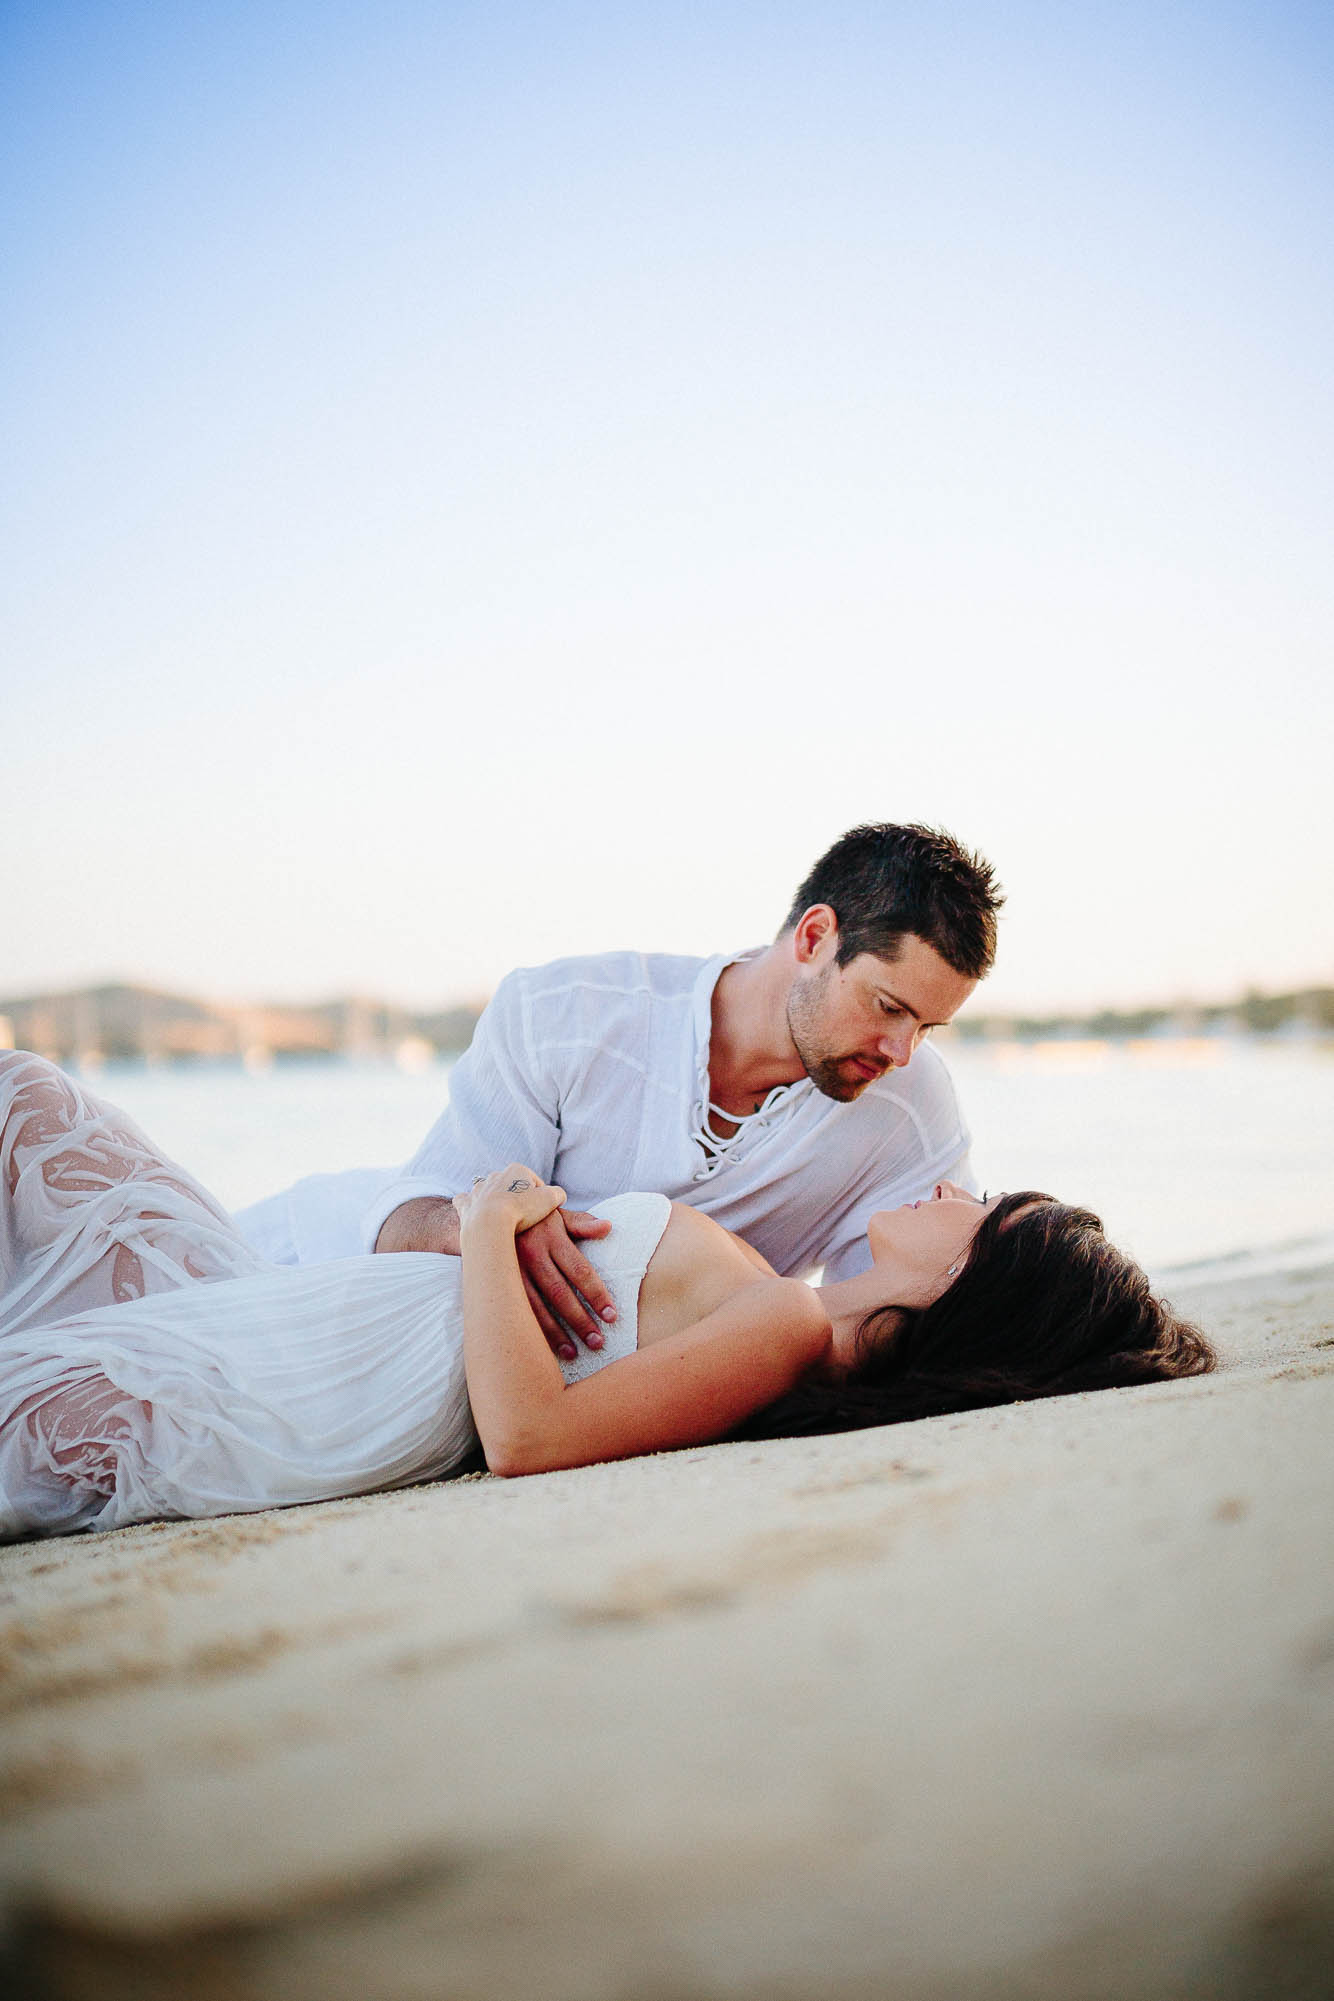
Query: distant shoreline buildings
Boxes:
[
  {"xmin": 0, "ymin": 984, "xmax": 484, "ymax": 1070},
  {"xmin": 1, "ymin": 979, "xmax": 1330, "ymax": 1070},
  {"xmin": 952, "ymin": 985, "xmax": 1334, "ymax": 1045}
]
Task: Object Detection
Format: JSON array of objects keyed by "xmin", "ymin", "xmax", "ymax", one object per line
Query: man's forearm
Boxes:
[{"xmin": 373, "ymin": 1195, "xmax": 461, "ymax": 1255}]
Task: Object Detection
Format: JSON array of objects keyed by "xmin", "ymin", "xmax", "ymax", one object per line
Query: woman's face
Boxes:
[{"xmin": 866, "ymin": 1181, "xmax": 1005, "ymax": 1300}]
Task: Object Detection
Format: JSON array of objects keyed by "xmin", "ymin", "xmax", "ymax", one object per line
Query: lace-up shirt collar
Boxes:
[{"xmin": 686, "ymin": 953, "xmax": 812, "ymax": 1179}]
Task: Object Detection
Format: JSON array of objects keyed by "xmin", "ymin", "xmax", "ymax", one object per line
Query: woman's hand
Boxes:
[
  {"xmin": 456, "ymin": 1166, "xmax": 616, "ymax": 1362},
  {"xmin": 454, "ymin": 1164, "xmax": 567, "ymax": 1240}
]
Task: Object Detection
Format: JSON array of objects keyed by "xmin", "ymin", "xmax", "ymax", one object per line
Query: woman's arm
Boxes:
[{"xmin": 457, "ymin": 1169, "xmax": 830, "ymax": 1476}]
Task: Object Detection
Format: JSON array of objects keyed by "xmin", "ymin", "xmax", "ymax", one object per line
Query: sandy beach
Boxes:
[{"xmin": 2, "ymin": 1259, "xmax": 1331, "ymax": 2000}]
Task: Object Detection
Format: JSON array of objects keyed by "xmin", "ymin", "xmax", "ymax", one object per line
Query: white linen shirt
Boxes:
[
  {"xmin": 234, "ymin": 950, "xmax": 975, "ymax": 1279},
  {"xmin": 320, "ymin": 949, "xmax": 974, "ymax": 1284}
]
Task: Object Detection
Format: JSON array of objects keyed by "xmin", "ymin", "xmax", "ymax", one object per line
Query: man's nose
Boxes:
[{"xmin": 878, "ymin": 1022, "xmax": 920, "ymax": 1067}]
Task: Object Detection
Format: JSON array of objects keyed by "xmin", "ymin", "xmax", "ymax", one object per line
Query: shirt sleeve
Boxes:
[{"xmin": 358, "ymin": 970, "xmax": 561, "ymax": 1251}]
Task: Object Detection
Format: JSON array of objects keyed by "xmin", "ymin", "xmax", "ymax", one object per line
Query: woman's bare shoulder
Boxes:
[{"xmin": 637, "ymin": 1201, "xmax": 778, "ymax": 1348}]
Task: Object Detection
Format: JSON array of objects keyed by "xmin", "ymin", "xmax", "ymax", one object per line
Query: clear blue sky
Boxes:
[{"xmin": 5, "ymin": 1, "xmax": 1332, "ymax": 1011}]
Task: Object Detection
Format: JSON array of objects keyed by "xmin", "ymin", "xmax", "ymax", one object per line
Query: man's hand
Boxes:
[
  {"xmin": 374, "ymin": 1192, "xmax": 616, "ymax": 1361},
  {"xmin": 512, "ymin": 1205, "xmax": 616, "ymax": 1360}
]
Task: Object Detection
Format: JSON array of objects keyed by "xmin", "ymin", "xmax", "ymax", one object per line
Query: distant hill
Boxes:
[
  {"xmin": 0, "ymin": 982, "xmax": 482, "ymax": 1064},
  {"xmin": 950, "ymin": 986, "xmax": 1334, "ymax": 1042}
]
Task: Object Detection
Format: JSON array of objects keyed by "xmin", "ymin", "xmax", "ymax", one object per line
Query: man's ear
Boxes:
[{"xmin": 791, "ymin": 904, "xmax": 840, "ymax": 966}]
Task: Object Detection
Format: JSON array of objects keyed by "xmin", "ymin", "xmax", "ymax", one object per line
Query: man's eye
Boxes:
[{"xmin": 878, "ymin": 1000, "xmax": 902, "ymax": 1016}]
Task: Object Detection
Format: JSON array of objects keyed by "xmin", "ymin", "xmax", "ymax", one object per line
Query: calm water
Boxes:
[{"xmin": 84, "ymin": 1039, "xmax": 1334, "ymax": 1283}]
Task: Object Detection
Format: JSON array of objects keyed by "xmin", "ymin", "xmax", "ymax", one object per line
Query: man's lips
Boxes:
[{"xmin": 847, "ymin": 1056, "xmax": 887, "ymax": 1082}]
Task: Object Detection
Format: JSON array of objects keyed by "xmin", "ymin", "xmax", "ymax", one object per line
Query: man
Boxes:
[{"xmin": 236, "ymin": 823, "xmax": 1001, "ymax": 1359}]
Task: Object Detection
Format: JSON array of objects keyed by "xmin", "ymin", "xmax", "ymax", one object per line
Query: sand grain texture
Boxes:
[{"xmin": 2, "ymin": 1263, "xmax": 1332, "ymax": 1999}]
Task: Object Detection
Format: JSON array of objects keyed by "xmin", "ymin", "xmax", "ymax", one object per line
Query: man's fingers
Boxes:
[
  {"xmin": 528, "ymin": 1256, "xmax": 603, "ymax": 1347},
  {"xmin": 515, "ymin": 1212, "xmax": 616, "ymax": 1339},
  {"xmin": 523, "ymin": 1273, "xmax": 579, "ymax": 1362},
  {"xmin": 514, "ymin": 1223, "xmax": 602, "ymax": 1348},
  {"xmin": 561, "ymin": 1209, "xmax": 613, "ymax": 1241},
  {"xmin": 550, "ymin": 1236, "xmax": 617, "ymax": 1327}
]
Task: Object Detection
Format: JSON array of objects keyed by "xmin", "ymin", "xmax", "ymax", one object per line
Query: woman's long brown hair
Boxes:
[{"xmin": 734, "ymin": 1191, "xmax": 1216, "ymax": 1440}]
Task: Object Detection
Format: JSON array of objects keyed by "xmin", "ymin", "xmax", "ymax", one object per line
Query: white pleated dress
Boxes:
[{"xmin": 0, "ymin": 1054, "xmax": 670, "ymax": 1539}]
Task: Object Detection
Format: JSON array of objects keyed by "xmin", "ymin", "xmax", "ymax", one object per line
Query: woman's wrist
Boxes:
[
  {"xmin": 457, "ymin": 1205, "xmax": 521, "ymax": 1250},
  {"xmin": 455, "ymin": 1166, "xmax": 566, "ymax": 1250}
]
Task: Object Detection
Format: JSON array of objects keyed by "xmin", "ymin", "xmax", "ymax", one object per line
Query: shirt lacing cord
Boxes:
[{"xmin": 686, "ymin": 1064, "xmax": 808, "ymax": 1181}]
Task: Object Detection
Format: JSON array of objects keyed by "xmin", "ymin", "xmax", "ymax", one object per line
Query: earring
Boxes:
[{"xmin": 947, "ymin": 1263, "xmax": 959, "ymax": 1276}]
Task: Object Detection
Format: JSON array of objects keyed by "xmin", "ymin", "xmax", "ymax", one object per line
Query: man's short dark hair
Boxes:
[{"xmin": 782, "ymin": 823, "xmax": 1002, "ymax": 979}]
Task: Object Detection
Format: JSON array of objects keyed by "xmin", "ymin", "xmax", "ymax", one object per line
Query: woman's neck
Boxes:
[{"xmin": 813, "ymin": 1267, "xmax": 907, "ymax": 1379}]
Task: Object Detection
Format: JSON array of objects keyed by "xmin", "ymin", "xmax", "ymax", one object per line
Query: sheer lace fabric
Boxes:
[
  {"xmin": 2, "ymin": 1054, "xmax": 259, "ymax": 1326},
  {"xmin": 0, "ymin": 1053, "xmax": 481, "ymax": 1536}
]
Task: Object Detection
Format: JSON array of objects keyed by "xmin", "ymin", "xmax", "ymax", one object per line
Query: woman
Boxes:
[{"xmin": 0, "ymin": 1053, "xmax": 1213, "ymax": 1538}]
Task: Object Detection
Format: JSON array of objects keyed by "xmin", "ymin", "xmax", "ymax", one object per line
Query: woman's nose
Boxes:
[{"xmin": 933, "ymin": 1179, "xmax": 972, "ymax": 1201}]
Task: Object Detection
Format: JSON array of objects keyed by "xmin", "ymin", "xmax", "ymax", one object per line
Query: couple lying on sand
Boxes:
[{"xmin": 0, "ymin": 824, "xmax": 1213, "ymax": 1538}]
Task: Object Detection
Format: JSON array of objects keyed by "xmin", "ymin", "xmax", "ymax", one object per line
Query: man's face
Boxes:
[{"xmin": 786, "ymin": 931, "xmax": 977, "ymax": 1101}]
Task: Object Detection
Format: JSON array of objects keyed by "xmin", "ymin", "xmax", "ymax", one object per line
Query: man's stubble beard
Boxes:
[{"xmin": 785, "ymin": 963, "xmax": 870, "ymax": 1104}]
